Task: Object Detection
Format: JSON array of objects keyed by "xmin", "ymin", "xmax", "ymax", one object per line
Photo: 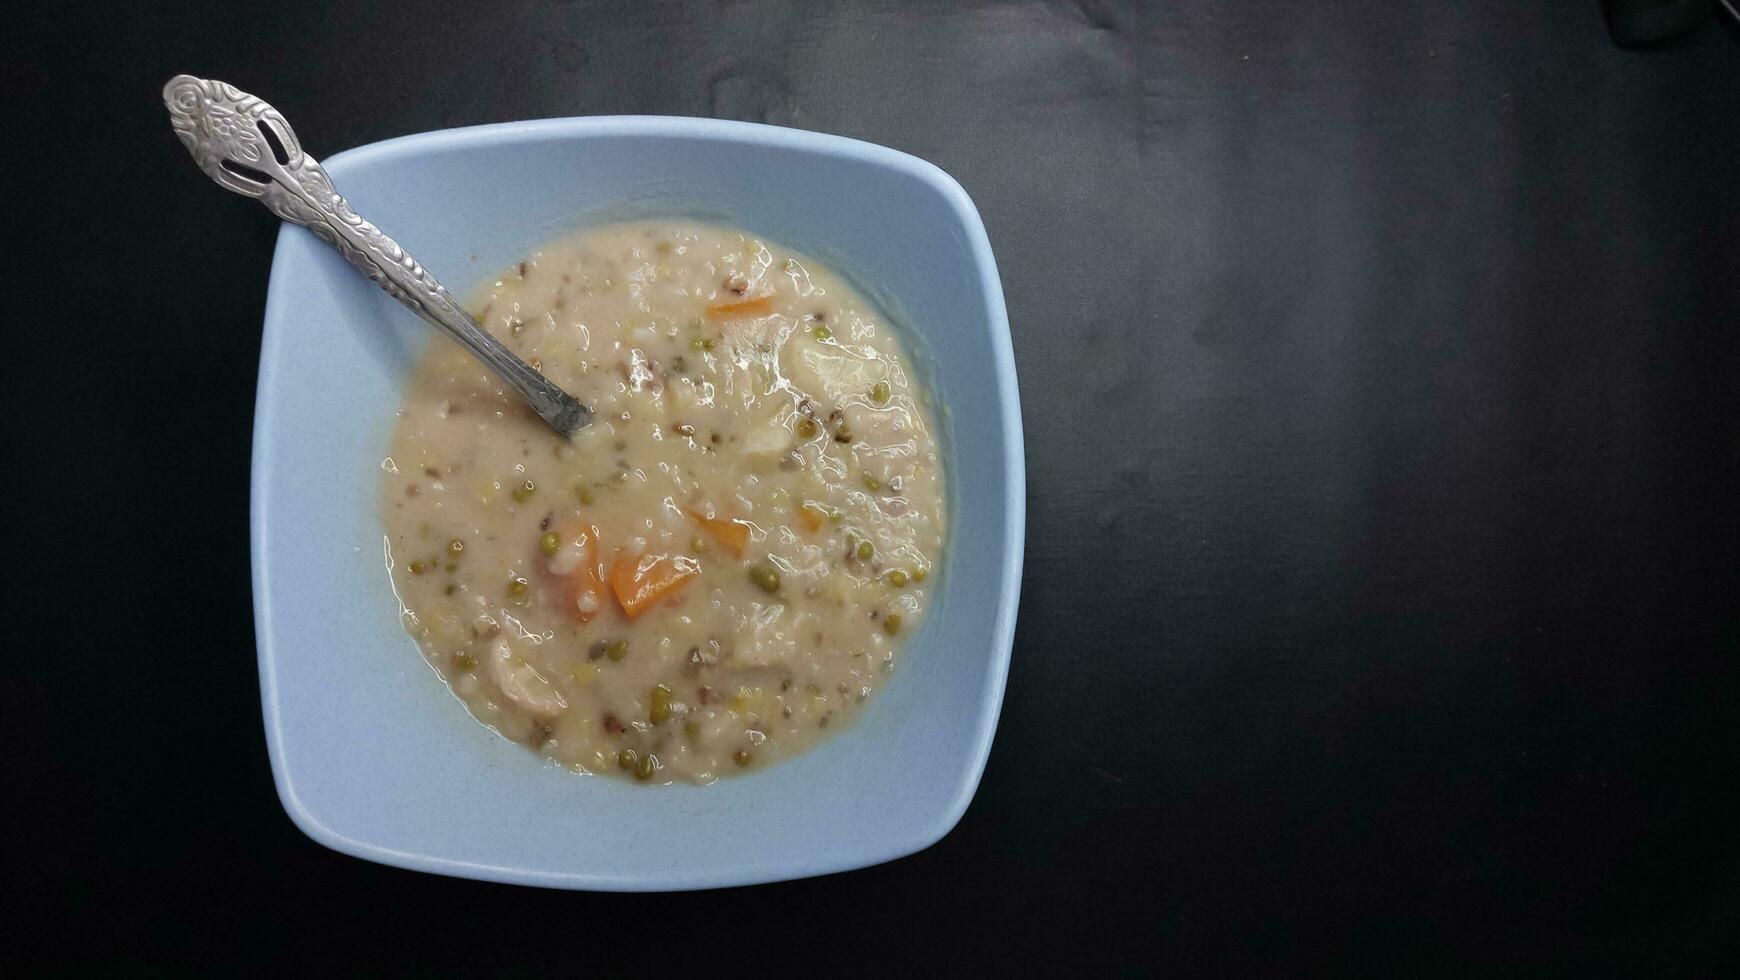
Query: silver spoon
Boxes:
[{"xmin": 162, "ymin": 75, "xmax": 591, "ymax": 436}]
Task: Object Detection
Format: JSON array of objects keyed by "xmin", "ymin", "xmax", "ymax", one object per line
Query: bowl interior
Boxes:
[{"xmin": 255, "ymin": 117, "xmax": 1022, "ymax": 889}]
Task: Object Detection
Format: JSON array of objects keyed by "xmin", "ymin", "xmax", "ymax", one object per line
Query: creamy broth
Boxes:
[{"xmin": 381, "ymin": 221, "xmax": 945, "ymax": 783}]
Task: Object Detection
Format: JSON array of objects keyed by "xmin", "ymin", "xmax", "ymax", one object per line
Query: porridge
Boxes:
[{"xmin": 381, "ymin": 221, "xmax": 945, "ymax": 784}]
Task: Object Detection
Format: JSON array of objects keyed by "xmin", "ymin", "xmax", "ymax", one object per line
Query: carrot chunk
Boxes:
[
  {"xmin": 797, "ymin": 501, "xmax": 828, "ymax": 533},
  {"xmin": 543, "ymin": 521, "xmax": 607, "ymax": 623},
  {"xmin": 608, "ymin": 552, "xmax": 701, "ymax": 619},
  {"xmin": 704, "ymin": 296, "xmax": 773, "ymax": 319},
  {"xmin": 687, "ymin": 509, "xmax": 752, "ymax": 559}
]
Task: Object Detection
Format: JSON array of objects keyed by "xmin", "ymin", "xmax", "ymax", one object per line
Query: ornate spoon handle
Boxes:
[{"xmin": 162, "ymin": 75, "xmax": 590, "ymax": 436}]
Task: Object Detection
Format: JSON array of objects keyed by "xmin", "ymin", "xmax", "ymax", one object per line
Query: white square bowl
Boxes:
[{"xmin": 253, "ymin": 117, "xmax": 1023, "ymax": 889}]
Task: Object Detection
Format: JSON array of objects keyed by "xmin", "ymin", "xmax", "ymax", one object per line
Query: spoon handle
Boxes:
[{"xmin": 162, "ymin": 75, "xmax": 590, "ymax": 436}]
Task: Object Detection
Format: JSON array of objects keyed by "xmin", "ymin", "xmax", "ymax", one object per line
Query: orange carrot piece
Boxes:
[
  {"xmin": 687, "ymin": 509, "xmax": 752, "ymax": 559},
  {"xmin": 797, "ymin": 501, "xmax": 827, "ymax": 533},
  {"xmin": 546, "ymin": 521, "xmax": 607, "ymax": 623},
  {"xmin": 704, "ymin": 296, "xmax": 773, "ymax": 319},
  {"xmin": 608, "ymin": 553, "xmax": 701, "ymax": 619}
]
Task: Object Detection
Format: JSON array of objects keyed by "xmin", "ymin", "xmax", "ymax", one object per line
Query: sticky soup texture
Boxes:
[{"xmin": 381, "ymin": 221, "xmax": 945, "ymax": 784}]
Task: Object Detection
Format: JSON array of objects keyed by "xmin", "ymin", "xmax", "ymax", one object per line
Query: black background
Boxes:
[{"xmin": 7, "ymin": 1, "xmax": 1738, "ymax": 973}]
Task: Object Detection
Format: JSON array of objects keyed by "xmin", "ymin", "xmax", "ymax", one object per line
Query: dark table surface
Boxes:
[{"xmin": 9, "ymin": 1, "xmax": 1738, "ymax": 973}]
